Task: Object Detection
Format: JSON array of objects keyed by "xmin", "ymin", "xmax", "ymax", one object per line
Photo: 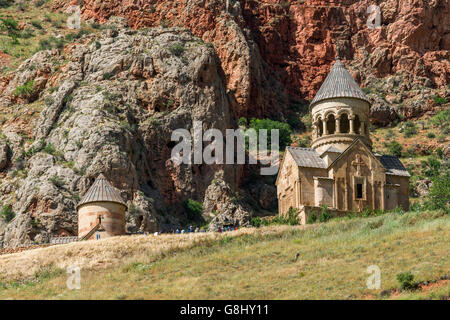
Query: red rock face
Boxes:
[{"xmin": 53, "ymin": 0, "xmax": 449, "ymax": 117}]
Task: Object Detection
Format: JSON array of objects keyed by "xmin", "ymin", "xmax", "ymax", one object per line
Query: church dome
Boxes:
[
  {"xmin": 310, "ymin": 60, "xmax": 370, "ymax": 108},
  {"xmin": 76, "ymin": 173, "xmax": 127, "ymax": 210},
  {"xmin": 309, "ymin": 60, "xmax": 372, "ymax": 154}
]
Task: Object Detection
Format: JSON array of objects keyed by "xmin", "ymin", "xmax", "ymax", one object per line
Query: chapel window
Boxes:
[{"xmin": 356, "ymin": 183, "xmax": 363, "ymax": 199}]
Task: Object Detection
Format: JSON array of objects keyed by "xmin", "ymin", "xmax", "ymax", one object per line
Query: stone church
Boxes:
[{"xmin": 276, "ymin": 60, "xmax": 410, "ymax": 223}]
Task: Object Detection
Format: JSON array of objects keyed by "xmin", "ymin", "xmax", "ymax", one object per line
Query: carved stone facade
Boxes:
[{"xmin": 276, "ymin": 60, "xmax": 409, "ymax": 223}]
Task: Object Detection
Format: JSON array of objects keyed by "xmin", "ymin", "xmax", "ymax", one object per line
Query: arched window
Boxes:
[
  {"xmin": 317, "ymin": 118, "xmax": 323, "ymax": 136},
  {"xmin": 326, "ymin": 114, "xmax": 336, "ymax": 134},
  {"xmin": 340, "ymin": 113, "xmax": 350, "ymax": 133},
  {"xmin": 354, "ymin": 115, "xmax": 361, "ymax": 134}
]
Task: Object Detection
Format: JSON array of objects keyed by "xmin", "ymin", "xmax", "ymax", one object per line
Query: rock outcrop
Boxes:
[
  {"xmin": 51, "ymin": 0, "xmax": 449, "ymax": 120},
  {"xmin": 0, "ymin": 21, "xmax": 250, "ymax": 247}
]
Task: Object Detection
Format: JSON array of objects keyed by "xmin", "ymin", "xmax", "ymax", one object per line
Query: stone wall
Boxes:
[{"xmin": 78, "ymin": 202, "xmax": 126, "ymax": 239}]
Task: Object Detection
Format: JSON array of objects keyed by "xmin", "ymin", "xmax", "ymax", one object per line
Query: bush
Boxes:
[
  {"xmin": 169, "ymin": 43, "xmax": 185, "ymax": 57},
  {"xmin": 319, "ymin": 205, "xmax": 332, "ymax": 222},
  {"xmin": 432, "ymin": 95, "xmax": 448, "ymax": 106},
  {"xmin": 42, "ymin": 142, "xmax": 56, "ymax": 155},
  {"xmin": 0, "ymin": 204, "xmax": 14, "ymax": 222},
  {"xmin": 49, "ymin": 175, "xmax": 65, "ymax": 188},
  {"xmin": 430, "ymin": 109, "xmax": 450, "ymax": 128},
  {"xmin": 248, "ymin": 118, "xmax": 292, "ymax": 150},
  {"xmin": 425, "ymin": 169, "xmax": 449, "ymax": 213},
  {"xmin": 0, "ymin": 17, "xmax": 19, "ymax": 39},
  {"xmin": 0, "ymin": 0, "xmax": 13, "ymax": 8},
  {"xmin": 285, "ymin": 207, "xmax": 300, "ymax": 225},
  {"xmin": 396, "ymin": 272, "xmax": 416, "ymax": 290},
  {"xmin": 238, "ymin": 117, "xmax": 247, "ymax": 127},
  {"xmin": 403, "ymin": 121, "xmax": 417, "ymax": 138},
  {"xmin": 307, "ymin": 213, "xmax": 317, "ymax": 224},
  {"xmin": 14, "ymin": 80, "xmax": 35, "ymax": 97},
  {"xmin": 251, "ymin": 216, "xmax": 262, "ymax": 228},
  {"xmin": 427, "ymin": 132, "xmax": 436, "ymax": 139},
  {"xmin": 420, "ymin": 156, "xmax": 440, "ymax": 177},
  {"xmin": 386, "ymin": 140, "xmax": 403, "ymax": 157},
  {"xmin": 183, "ymin": 199, "xmax": 203, "ymax": 221}
]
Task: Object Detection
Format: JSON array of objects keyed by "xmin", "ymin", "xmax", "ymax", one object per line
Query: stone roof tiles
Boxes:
[
  {"xmin": 310, "ymin": 60, "xmax": 370, "ymax": 107},
  {"xmin": 378, "ymin": 155, "xmax": 411, "ymax": 177},
  {"xmin": 76, "ymin": 173, "xmax": 127, "ymax": 209},
  {"xmin": 287, "ymin": 147, "xmax": 328, "ymax": 169}
]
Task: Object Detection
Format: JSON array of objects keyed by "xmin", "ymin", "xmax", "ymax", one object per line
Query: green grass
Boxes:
[{"xmin": 0, "ymin": 210, "xmax": 448, "ymax": 299}]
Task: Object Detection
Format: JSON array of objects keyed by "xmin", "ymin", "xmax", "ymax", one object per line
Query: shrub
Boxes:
[
  {"xmin": 285, "ymin": 207, "xmax": 300, "ymax": 225},
  {"xmin": 420, "ymin": 156, "xmax": 440, "ymax": 177},
  {"xmin": 42, "ymin": 142, "xmax": 56, "ymax": 155},
  {"xmin": 49, "ymin": 175, "xmax": 65, "ymax": 188},
  {"xmin": 238, "ymin": 117, "xmax": 247, "ymax": 127},
  {"xmin": 385, "ymin": 129, "xmax": 396, "ymax": 140},
  {"xmin": 0, "ymin": 17, "xmax": 19, "ymax": 38},
  {"xmin": 183, "ymin": 199, "xmax": 203, "ymax": 221},
  {"xmin": 386, "ymin": 140, "xmax": 403, "ymax": 157},
  {"xmin": 425, "ymin": 169, "xmax": 449, "ymax": 213},
  {"xmin": 14, "ymin": 80, "xmax": 35, "ymax": 97},
  {"xmin": 430, "ymin": 109, "xmax": 450, "ymax": 128},
  {"xmin": 34, "ymin": 0, "xmax": 47, "ymax": 7},
  {"xmin": 396, "ymin": 272, "xmax": 416, "ymax": 290},
  {"xmin": 0, "ymin": 204, "xmax": 14, "ymax": 222},
  {"xmin": 169, "ymin": 43, "xmax": 185, "ymax": 57},
  {"xmin": 307, "ymin": 213, "xmax": 317, "ymax": 224},
  {"xmin": 319, "ymin": 205, "xmax": 332, "ymax": 222},
  {"xmin": 432, "ymin": 95, "xmax": 448, "ymax": 106},
  {"xmin": 248, "ymin": 118, "xmax": 292, "ymax": 150},
  {"xmin": 251, "ymin": 216, "xmax": 262, "ymax": 228},
  {"xmin": 403, "ymin": 121, "xmax": 417, "ymax": 138},
  {"xmin": 0, "ymin": 0, "xmax": 13, "ymax": 8},
  {"xmin": 427, "ymin": 132, "xmax": 435, "ymax": 139},
  {"xmin": 286, "ymin": 112, "xmax": 302, "ymax": 130}
]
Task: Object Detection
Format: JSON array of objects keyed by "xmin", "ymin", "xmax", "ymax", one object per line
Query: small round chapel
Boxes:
[{"xmin": 77, "ymin": 173, "xmax": 127, "ymax": 240}]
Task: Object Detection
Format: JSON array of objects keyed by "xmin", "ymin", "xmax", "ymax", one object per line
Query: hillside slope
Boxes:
[{"xmin": 0, "ymin": 210, "xmax": 448, "ymax": 299}]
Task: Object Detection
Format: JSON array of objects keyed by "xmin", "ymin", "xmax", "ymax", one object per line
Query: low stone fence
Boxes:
[{"xmin": 50, "ymin": 236, "xmax": 79, "ymax": 245}]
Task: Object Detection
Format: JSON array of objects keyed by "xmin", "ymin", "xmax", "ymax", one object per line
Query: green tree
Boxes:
[
  {"xmin": 430, "ymin": 109, "xmax": 449, "ymax": 128},
  {"xmin": 183, "ymin": 199, "xmax": 203, "ymax": 221},
  {"xmin": 248, "ymin": 118, "xmax": 292, "ymax": 150},
  {"xmin": 426, "ymin": 169, "xmax": 449, "ymax": 213},
  {"xmin": 386, "ymin": 141, "xmax": 403, "ymax": 157}
]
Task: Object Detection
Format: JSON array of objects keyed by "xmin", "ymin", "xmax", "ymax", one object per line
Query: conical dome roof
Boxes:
[
  {"xmin": 76, "ymin": 174, "xmax": 127, "ymax": 210},
  {"xmin": 310, "ymin": 60, "xmax": 370, "ymax": 107}
]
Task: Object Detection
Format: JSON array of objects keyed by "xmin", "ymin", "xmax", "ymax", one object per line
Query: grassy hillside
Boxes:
[{"xmin": 0, "ymin": 209, "xmax": 448, "ymax": 300}]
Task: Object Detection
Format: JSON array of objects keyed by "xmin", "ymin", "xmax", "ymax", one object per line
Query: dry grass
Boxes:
[
  {"xmin": 0, "ymin": 210, "xmax": 448, "ymax": 299},
  {"xmin": 0, "ymin": 225, "xmax": 309, "ymax": 280}
]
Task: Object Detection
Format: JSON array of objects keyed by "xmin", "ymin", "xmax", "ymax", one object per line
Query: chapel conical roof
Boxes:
[
  {"xmin": 76, "ymin": 173, "xmax": 127, "ymax": 210},
  {"xmin": 310, "ymin": 60, "xmax": 370, "ymax": 107}
]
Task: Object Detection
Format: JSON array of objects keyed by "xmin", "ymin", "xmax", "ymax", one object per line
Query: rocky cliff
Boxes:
[
  {"xmin": 50, "ymin": 0, "xmax": 449, "ymax": 120},
  {"xmin": 0, "ymin": 0, "xmax": 448, "ymax": 246},
  {"xmin": 0, "ymin": 19, "xmax": 250, "ymax": 247}
]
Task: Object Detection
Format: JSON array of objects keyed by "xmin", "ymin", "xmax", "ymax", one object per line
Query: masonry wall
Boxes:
[
  {"xmin": 78, "ymin": 202, "xmax": 126, "ymax": 239},
  {"xmin": 385, "ymin": 175, "xmax": 410, "ymax": 211}
]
